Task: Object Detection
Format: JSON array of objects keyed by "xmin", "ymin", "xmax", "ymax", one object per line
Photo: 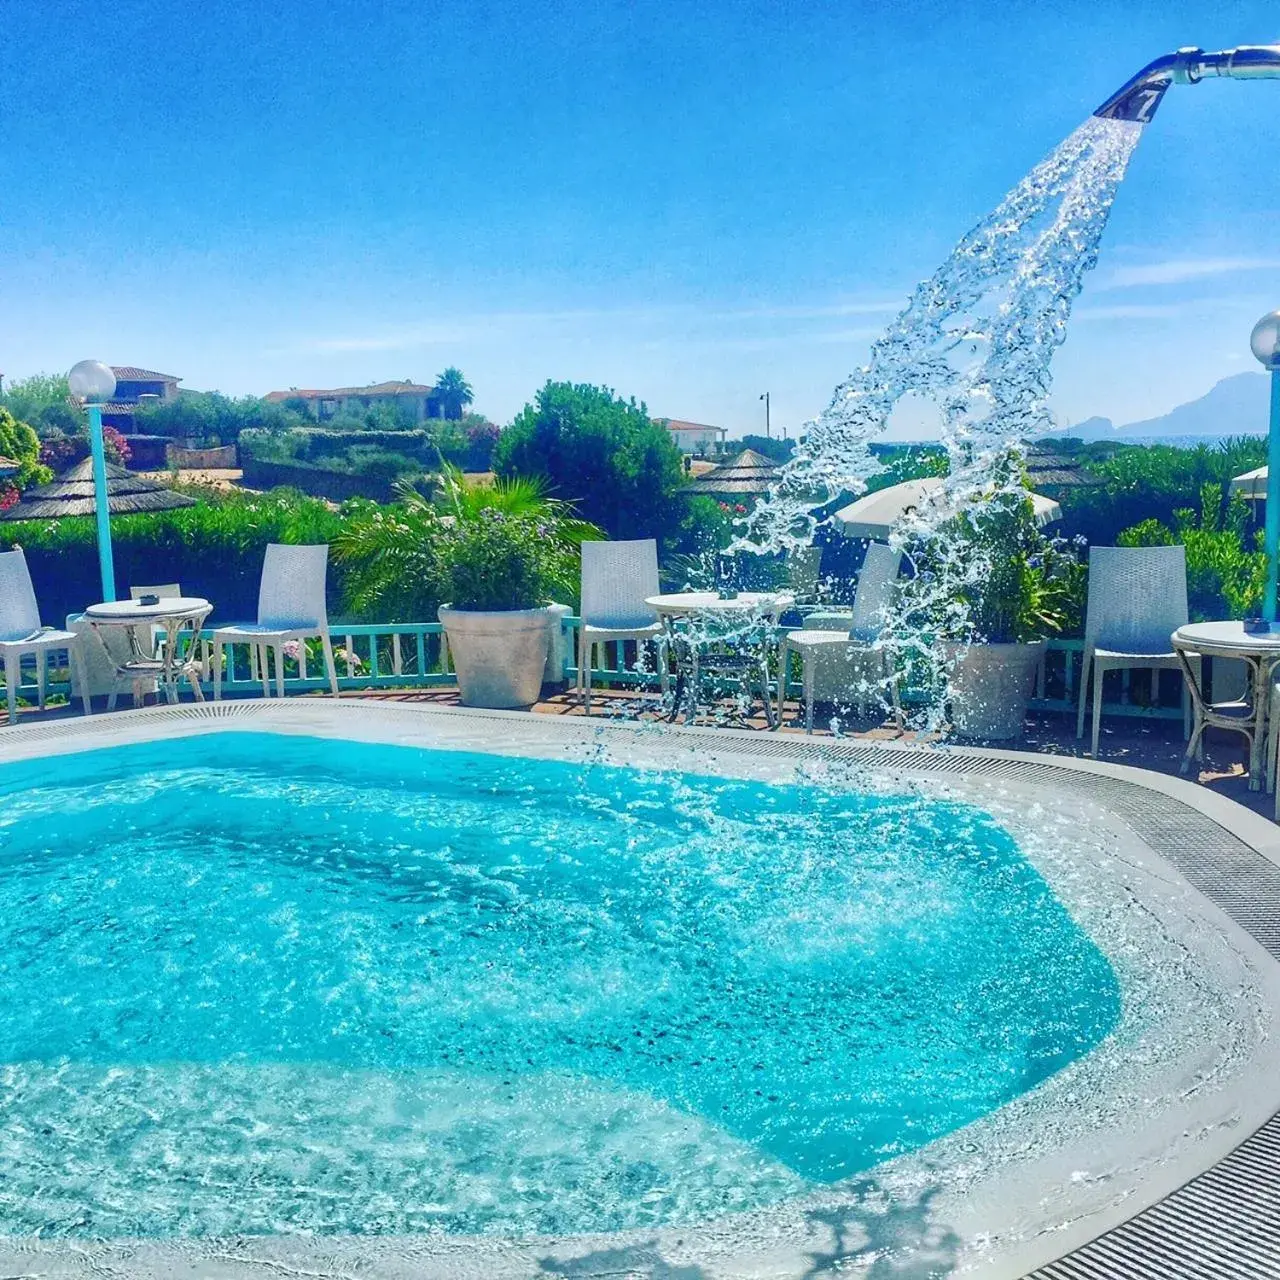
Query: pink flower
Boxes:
[{"xmin": 283, "ymin": 640, "xmax": 302, "ymax": 660}]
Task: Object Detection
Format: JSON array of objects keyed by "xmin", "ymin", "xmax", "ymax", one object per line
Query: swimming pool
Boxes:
[{"xmin": 1, "ymin": 702, "xmax": 1278, "ymax": 1278}]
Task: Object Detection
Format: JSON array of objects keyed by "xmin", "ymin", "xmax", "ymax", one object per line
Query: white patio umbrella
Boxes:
[
  {"xmin": 833, "ymin": 477, "xmax": 1061, "ymax": 539},
  {"xmin": 1230, "ymin": 465, "xmax": 1268, "ymax": 501}
]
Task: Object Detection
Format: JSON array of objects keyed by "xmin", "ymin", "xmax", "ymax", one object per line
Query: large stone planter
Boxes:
[
  {"xmin": 947, "ymin": 640, "xmax": 1044, "ymax": 741},
  {"xmin": 439, "ymin": 605, "xmax": 557, "ymax": 709}
]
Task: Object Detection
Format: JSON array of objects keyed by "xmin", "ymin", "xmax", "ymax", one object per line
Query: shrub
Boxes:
[
  {"xmin": 40, "ymin": 432, "xmax": 84, "ymax": 471},
  {"xmin": 896, "ymin": 459, "xmax": 1085, "ymax": 645},
  {"xmin": 134, "ymin": 391, "xmax": 306, "ymax": 443},
  {"xmin": 427, "ymin": 414, "xmax": 499, "ymax": 470},
  {"xmin": 1058, "ymin": 437, "xmax": 1267, "ymax": 546},
  {"xmin": 443, "ymin": 511, "xmax": 564, "ymax": 610},
  {"xmin": 35, "ymin": 426, "xmax": 130, "ymax": 472},
  {"xmin": 103, "ymin": 426, "xmax": 132, "ymax": 466},
  {"xmin": 240, "ymin": 428, "xmax": 438, "ymax": 477},
  {"xmin": 461, "ymin": 417, "xmax": 500, "ymax": 471},
  {"xmin": 1116, "ymin": 487, "xmax": 1264, "ymax": 620},
  {"xmin": 493, "ymin": 382, "xmax": 687, "ymax": 542},
  {"xmin": 0, "ymin": 406, "xmax": 51, "ymax": 492}
]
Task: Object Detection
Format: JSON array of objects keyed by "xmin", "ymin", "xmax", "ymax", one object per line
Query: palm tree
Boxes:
[{"xmin": 433, "ymin": 367, "xmax": 474, "ymax": 421}]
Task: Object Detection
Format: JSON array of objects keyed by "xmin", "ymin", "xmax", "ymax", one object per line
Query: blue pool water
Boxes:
[{"xmin": 0, "ymin": 732, "xmax": 1119, "ymax": 1237}]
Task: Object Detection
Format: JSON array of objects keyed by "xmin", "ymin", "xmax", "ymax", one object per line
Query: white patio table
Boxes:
[
  {"xmin": 84, "ymin": 597, "xmax": 213, "ymax": 709},
  {"xmin": 1172, "ymin": 621, "xmax": 1280, "ymax": 789},
  {"xmin": 645, "ymin": 591, "xmax": 795, "ymax": 728}
]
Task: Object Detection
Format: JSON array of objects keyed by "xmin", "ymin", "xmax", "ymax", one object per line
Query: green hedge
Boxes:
[
  {"xmin": 1, "ymin": 488, "xmax": 349, "ymax": 625},
  {"xmin": 241, "ymin": 427, "xmax": 439, "ymax": 466},
  {"xmin": 1055, "ymin": 437, "xmax": 1267, "ymax": 546}
]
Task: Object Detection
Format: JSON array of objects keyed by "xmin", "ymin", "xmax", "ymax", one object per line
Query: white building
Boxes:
[{"xmin": 658, "ymin": 418, "xmax": 728, "ymax": 456}]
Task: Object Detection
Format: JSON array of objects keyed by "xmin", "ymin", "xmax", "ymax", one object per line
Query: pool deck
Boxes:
[
  {"xmin": 364, "ymin": 686, "xmax": 1280, "ymax": 822},
  {"xmin": 4, "ymin": 693, "xmax": 1280, "ymax": 1278},
  {"xmin": 8, "ymin": 686, "xmax": 1270, "ymax": 818}
]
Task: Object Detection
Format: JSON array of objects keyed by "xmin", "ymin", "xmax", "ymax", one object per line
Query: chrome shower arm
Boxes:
[{"xmin": 1094, "ymin": 43, "xmax": 1280, "ymax": 123}]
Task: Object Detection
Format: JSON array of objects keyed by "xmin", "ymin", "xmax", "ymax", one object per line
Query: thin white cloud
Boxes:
[
  {"xmin": 702, "ymin": 300, "xmax": 902, "ymax": 321},
  {"xmin": 1102, "ymin": 257, "xmax": 1280, "ymax": 289},
  {"xmin": 1072, "ymin": 303, "xmax": 1185, "ymax": 321},
  {"xmin": 300, "ymin": 299, "xmax": 905, "ymax": 354}
]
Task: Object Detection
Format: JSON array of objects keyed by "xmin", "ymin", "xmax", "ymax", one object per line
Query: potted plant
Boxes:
[
  {"xmin": 898, "ymin": 463, "xmax": 1083, "ymax": 740},
  {"xmin": 336, "ymin": 469, "xmax": 599, "ymax": 709},
  {"xmin": 437, "ymin": 511, "xmax": 573, "ymax": 707}
]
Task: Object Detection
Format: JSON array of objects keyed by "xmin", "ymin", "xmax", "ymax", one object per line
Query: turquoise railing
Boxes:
[
  {"xmin": 563, "ymin": 623, "xmax": 1187, "ymax": 719},
  {"xmin": 208, "ymin": 623, "xmax": 456, "ymax": 694},
  {"xmin": 8, "ymin": 617, "xmax": 1188, "ymax": 721}
]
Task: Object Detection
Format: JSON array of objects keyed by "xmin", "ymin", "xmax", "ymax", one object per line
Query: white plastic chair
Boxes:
[
  {"xmin": 776, "ymin": 542, "xmax": 903, "ymax": 732},
  {"xmin": 1076, "ymin": 545, "xmax": 1194, "ymax": 758},
  {"xmin": 210, "ymin": 544, "xmax": 339, "ymax": 700},
  {"xmin": 0, "ymin": 547, "xmax": 91, "ymax": 723},
  {"xmin": 578, "ymin": 539, "xmax": 669, "ymax": 714}
]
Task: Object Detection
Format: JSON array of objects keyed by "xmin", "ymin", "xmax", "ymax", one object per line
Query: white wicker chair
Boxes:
[
  {"xmin": 0, "ymin": 547, "xmax": 90, "ymax": 723},
  {"xmin": 578, "ymin": 539, "xmax": 668, "ymax": 714},
  {"xmin": 1076, "ymin": 545, "xmax": 1194, "ymax": 758},
  {"xmin": 776, "ymin": 542, "xmax": 903, "ymax": 732},
  {"xmin": 210, "ymin": 544, "xmax": 339, "ymax": 700},
  {"xmin": 786, "ymin": 545, "xmax": 824, "ymax": 604}
]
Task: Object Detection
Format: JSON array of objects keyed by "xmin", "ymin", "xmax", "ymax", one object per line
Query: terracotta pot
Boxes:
[
  {"xmin": 946, "ymin": 640, "xmax": 1045, "ymax": 741},
  {"xmin": 439, "ymin": 605, "xmax": 557, "ymax": 708}
]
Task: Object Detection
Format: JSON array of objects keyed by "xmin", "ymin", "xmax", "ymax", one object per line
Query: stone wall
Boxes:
[{"xmin": 167, "ymin": 444, "xmax": 238, "ymax": 469}]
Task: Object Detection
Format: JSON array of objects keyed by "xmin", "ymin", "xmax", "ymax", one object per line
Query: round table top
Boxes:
[
  {"xmin": 1172, "ymin": 620, "xmax": 1280, "ymax": 653},
  {"xmin": 645, "ymin": 591, "xmax": 795, "ymax": 615},
  {"xmin": 84, "ymin": 597, "xmax": 211, "ymax": 623}
]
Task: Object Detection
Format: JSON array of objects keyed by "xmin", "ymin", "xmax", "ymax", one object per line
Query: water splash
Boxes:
[
  {"xmin": 740, "ymin": 116, "xmax": 1144, "ymax": 730},
  {"xmin": 752, "ymin": 117, "xmax": 1142, "ymax": 540}
]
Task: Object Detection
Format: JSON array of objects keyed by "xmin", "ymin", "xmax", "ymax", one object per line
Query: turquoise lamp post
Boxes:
[
  {"xmin": 1254, "ymin": 313, "xmax": 1280, "ymax": 622},
  {"xmin": 67, "ymin": 359, "xmax": 118, "ymax": 602}
]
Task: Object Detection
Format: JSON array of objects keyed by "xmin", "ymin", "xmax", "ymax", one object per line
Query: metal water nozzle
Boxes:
[{"xmin": 1094, "ymin": 43, "xmax": 1280, "ymax": 123}]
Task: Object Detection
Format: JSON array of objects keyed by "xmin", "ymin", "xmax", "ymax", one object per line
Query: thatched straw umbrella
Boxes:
[
  {"xmin": 0, "ymin": 458, "xmax": 197, "ymax": 521},
  {"xmin": 685, "ymin": 448, "xmax": 781, "ymax": 498},
  {"xmin": 1022, "ymin": 441, "xmax": 1102, "ymax": 497}
]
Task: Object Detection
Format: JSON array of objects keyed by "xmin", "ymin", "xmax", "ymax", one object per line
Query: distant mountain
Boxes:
[
  {"xmin": 1065, "ymin": 415, "xmax": 1115, "ymax": 440},
  {"xmin": 1059, "ymin": 373, "xmax": 1271, "ymax": 443}
]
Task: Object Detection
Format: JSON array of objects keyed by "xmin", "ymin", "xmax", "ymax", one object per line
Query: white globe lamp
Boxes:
[{"xmin": 67, "ymin": 359, "xmax": 117, "ymax": 404}]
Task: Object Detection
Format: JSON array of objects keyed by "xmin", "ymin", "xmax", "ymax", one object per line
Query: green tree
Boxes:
[
  {"xmin": 493, "ymin": 381, "xmax": 687, "ymax": 541},
  {"xmin": 433, "ymin": 367, "xmax": 474, "ymax": 421},
  {"xmin": 0, "ymin": 406, "xmax": 52, "ymax": 489},
  {"xmin": 135, "ymin": 391, "xmax": 306, "ymax": 442},
  {"xmin": 739, "ymin": 434, "xmax": 795, "ymax": 463},
  {"xmin": 1, "ymin": 373, "xmax": 79, "ymax": 436}
]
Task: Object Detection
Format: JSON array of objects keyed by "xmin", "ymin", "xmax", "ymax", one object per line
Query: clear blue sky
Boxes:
[{"xmin": 2, "ymin": 0, "xmax": 1278, "ymax": 436}]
